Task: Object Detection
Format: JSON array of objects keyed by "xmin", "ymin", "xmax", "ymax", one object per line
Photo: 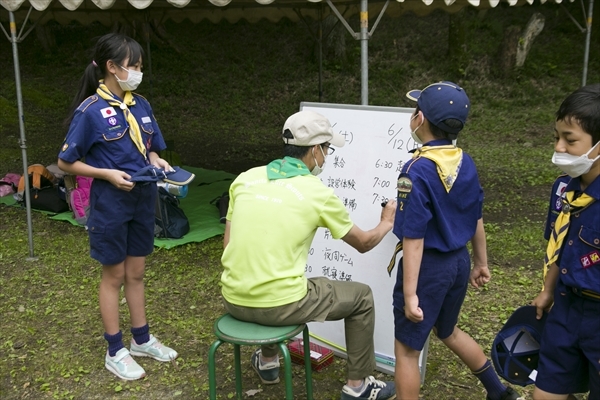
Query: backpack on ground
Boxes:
[
  {"xmin": 15, "ymin": 164, "xmax": 69, "ymax": 213},
  {"xmin": 0, "ymin": 173, "xmax": 21, "ymax": 197},
  {"xmin": 67, "ymin": 176, "xmax": 93, "ymax": 225},
  {"xmin": 155, "ymin": 186, "xmax": 190, "ymax": 239}
]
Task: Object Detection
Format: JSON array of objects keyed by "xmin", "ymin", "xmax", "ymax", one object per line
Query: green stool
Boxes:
[{"xmin": 208, "ymin": 314, "xmax": 314, "ymax": 400}]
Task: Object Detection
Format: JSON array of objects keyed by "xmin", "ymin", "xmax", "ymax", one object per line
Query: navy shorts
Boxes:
[
  {"xmin": 535, "ymin": 280, "xmax": 600, "ymax": 396},
  {"xmin": 87, "ymin": 179, "xmax": 157, "ymax": 265},
  {"xmin": 393, "ymin": 247, "xmax": 470, "ymax": 351}
]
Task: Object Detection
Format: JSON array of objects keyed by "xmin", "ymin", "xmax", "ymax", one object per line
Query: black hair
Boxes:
[
  {"xmin": 415, "ymin": 105, "xmax": 462, "ymax": 141},
  {"xmin": 556, "ymin": 83, "xmax": 600, "ymax": 145},
  {"xmin": 283, "ymin": 144, "xmax": 311, "ymax": 159},
  {"xmin": 63, "ymin": 33, "xmax": 145, "ymax": 129}
]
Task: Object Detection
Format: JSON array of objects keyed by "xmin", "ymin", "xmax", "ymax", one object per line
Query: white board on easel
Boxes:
[{"xmin": 299, "ymin": 102, "xmax": 429, "ymax": 382}]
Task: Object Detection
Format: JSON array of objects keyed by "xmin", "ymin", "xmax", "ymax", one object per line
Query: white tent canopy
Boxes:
[{"xmin": 1, "ymin": 0, "xmax": 573, "ymax": 25}]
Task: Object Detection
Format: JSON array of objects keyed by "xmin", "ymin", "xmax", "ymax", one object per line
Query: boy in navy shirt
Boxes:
[
  {"xmin": 532, "ymin": 84, "xmax": 600, "ymax": 400},
  {"xmin": 392, "ymin": 81, "xmax": 521, "ymax": 400}
]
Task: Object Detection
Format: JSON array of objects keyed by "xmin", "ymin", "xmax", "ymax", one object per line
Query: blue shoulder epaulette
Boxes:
[{"xmin": 76, "ymin": 95, "xmax": 99, "ymax": 113}]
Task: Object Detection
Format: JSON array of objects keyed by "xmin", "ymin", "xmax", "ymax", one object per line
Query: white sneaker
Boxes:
[
  {"xmin": 105, "ymin": 348, "xmax": 146, "ymax": 380},
  {"xmin": 130, "ymin": 334, "xmax": 178, "ymax": 362}
]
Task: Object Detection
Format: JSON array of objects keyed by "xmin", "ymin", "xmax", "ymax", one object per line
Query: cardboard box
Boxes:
[{"xmin": 287, "ymin": 339, "xmax": 334, "ymax": 371}]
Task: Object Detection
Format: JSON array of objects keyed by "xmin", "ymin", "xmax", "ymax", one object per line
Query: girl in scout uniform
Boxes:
[
  {"xmin": 58, "ymin": 33, "xmax": 177, "ymax": 380},
  {"xmin": 532, "ymin": 84, "xmax": 600, "ymax": 400}
]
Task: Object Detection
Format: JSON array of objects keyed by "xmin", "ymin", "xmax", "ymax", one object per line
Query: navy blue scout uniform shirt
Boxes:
[
  {"xmin": 393, "ymin": 139, "xmax": 484, "ymax": 251},
  {"xmin": 544, "ymin": 174, "xmax": 600, "ymax": 293},
  {"xmin": 59, "ymin": 94, "xmax": 166, "ymax": 175}
]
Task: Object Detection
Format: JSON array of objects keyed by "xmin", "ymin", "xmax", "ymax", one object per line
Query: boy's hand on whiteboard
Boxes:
[
  {"xmin": 469, "ymin": 265, "xmax": 491, "ymax": 289},
  {"xmin": 380, "ymin": 199, "xmax": 397, "ymax": 226},
  {"xmin": 404, "ymin": 295, "xmax": 424, "ymax": 322}
]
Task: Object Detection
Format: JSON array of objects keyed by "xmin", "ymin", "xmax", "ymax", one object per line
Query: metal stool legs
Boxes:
[{"xmin": 208, "ymin": 325, "xmax": 313, "ymax": 400}]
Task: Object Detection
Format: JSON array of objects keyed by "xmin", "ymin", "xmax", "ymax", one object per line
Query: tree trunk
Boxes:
[
  {"xmin": 516, "ymin": 13, "xmax": 545, "ymax": 67},
  {"xmin": 499, "ymin": 25, "xmax": 521, "ymax": 74},
  {"xmin": 35, "ymin": 24, "xmax": 56, "ymax": 54},
  {"xmin": 448, "ymin": 9, "xmax": 467, "ymax": 70}
]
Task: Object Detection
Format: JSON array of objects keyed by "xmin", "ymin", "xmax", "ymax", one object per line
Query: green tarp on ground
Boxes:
[{"xmin": 0, "ymin": 167, "xmax": 236, "ymax": 249}]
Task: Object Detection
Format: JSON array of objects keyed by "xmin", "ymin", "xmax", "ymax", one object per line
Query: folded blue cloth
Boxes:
[{"xmin": 128, "ymin": 165, "xmax": 195, "ymax": 186}]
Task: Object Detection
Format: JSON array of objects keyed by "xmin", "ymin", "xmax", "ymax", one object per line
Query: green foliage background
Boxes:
[{"xmin": 1, "ymin": 2, "xmax": 598, "ymax": 399}]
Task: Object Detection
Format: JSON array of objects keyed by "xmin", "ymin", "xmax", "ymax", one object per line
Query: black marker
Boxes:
[{"xmin": 381, "ymin": 201, "xmax": 388, "ymax": 207}]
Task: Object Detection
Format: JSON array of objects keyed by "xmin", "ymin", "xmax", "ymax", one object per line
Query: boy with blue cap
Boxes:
[
  {"xmin": 390, "ymin": 81, "xmax": 522, "ymax": 400},
  {"xmin": 531, "ymin": 84, "xmax": 600, "ymax": 400}
]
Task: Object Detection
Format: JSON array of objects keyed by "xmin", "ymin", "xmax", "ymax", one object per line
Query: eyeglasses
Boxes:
[{"xmin": 321, "ymin": 144, "xmax": 335, "ymax": 155}]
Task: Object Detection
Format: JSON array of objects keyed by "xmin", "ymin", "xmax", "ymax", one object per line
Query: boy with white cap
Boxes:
[{"xmin": 220, "ymin": 110, "xmax": 398, "ymax": 399}]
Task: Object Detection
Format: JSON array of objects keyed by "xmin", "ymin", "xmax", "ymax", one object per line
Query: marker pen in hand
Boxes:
[{"xmin": 381, "ymin": 201, "xmax": 388, "ymax": 207}]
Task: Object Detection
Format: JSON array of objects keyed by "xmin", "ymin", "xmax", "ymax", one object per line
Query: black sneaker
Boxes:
[
  {"xmin": 250, "ymin": 349, "xmax": 280, "ymax": 385},
  {"xmin": 340, "ymin": 376, "xmax": 396, "ymax": 399},
  {"xmin": 486, "ymin": 386, "xmax": 524, "ymax": 400}
]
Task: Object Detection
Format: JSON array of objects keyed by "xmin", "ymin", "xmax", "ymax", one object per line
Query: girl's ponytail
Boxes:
[{"xmin": 63, "ymin": 62, "xmax": 100, "ymax": 129}]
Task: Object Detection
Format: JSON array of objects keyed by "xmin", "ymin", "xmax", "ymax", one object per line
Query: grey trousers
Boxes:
[{"xmin": 223, "ymin": 277, "xmax": 376, "ymax": 380}]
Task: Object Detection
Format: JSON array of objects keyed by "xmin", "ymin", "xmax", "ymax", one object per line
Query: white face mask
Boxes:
[
  {"xmin": 551, "ymin": 141, "xmax": 600, "ymax": 177},
  {"xmin": 115, "ymin": 65, "xmax": 143, "ymax": 91},
  {"xmin": 410, "ymin": 113, "xmax": 424, "ymax": 145},
  {"xmin": 310, "ymin": 146, "xmax": 327, "ymax": 176}
]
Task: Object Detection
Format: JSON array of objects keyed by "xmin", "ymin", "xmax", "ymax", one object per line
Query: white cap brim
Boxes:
[{"xmin": 330, "ymin": 131, "xmax": 345, "ymax": 148}]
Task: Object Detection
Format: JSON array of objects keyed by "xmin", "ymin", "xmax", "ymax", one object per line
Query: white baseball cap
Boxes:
[{"xmin": 282, "ymin": 110, "xmax": 345, "ymax": 147}]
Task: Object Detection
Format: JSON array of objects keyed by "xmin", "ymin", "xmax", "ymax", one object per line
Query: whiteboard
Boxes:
[{"xmin": 300, "ymin": 102, "xmax": 429, "ymax": 378}]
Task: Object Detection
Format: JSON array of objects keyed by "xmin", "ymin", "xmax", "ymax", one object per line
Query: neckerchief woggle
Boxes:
[
  {"xmin": 96, "ymin": 81, "xmax": 146, "ymax": 159},
  {"xmin": 266, "ymin": 157, "xmax": 311, "ymax": 180}
]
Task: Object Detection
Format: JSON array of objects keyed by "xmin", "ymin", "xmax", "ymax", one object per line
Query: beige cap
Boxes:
[{"xmin": 282, "ymin": 110, "xmax": 345, "ymax": 148}]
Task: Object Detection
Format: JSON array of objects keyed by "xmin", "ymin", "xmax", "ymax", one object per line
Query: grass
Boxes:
[{"xmin": 1, "ymin": 2, "xmax": 598, "ymax": 399}]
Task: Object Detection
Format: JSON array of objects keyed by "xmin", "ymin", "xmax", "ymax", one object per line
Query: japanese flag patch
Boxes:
[{"xmin": 100, "ymin": 107, "xmax": 117, "ymax": 119}]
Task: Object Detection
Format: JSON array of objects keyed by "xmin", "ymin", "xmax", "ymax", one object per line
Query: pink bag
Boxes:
[
  {"xmin": 0, "ymin": 173, "xmax": 21, "ymax": 197},
  {"xmin": 69, "ymin": 176, "xmax": 93, "ymax": 225}
]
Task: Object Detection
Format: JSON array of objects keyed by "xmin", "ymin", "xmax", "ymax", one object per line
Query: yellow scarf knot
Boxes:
[
  {"xmin": 413, "ymin": 145, "xmax": 463, "ymax": 193},
  {"xmin": 543, "ymin": 190, "xmax": 595, "ymax": 280},
  {"xmin": 96, "ymin": 81, "xmax": 146, "ymax": 159}
]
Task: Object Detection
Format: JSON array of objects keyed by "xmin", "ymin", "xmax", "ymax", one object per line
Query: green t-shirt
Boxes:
[{"xmin": 220, "ymin": 159, "xmax": 354, "ymax": 307}]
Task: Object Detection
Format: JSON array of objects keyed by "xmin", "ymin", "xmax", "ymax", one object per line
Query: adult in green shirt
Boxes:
[{"xmin": 221, "ymin": 110, "xmax": 398, "ymax": 400}]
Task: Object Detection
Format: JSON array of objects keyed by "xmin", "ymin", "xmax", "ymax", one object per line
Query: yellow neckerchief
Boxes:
[
  {"xmin": 96, "ymin": 81, "xmax": 146, "ymax": 159},
  {"xmin": 412, "ymin": 145, "xmax": 463, "ymax": 193},
  {"xmin": 543, "ymin": 190, "xmax": 595, "ymax": 280}
]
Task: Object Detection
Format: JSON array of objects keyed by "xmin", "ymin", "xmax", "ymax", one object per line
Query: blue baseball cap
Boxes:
[
  {"xmin": 491, "ymin": 305, "xmax": 547, "ymax": 387},
  {"xmin": 406, "ymin": 81, "xmax": 470, "ymax": 134},
  {"xmin": 128, "ymin": 165, "xmax": 195, "ymax": 186}
]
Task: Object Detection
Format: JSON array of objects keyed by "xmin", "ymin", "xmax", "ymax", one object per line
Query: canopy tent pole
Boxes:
[
  {"xmin": 561, "ymin": 0, "xmax": 595, "ymax": 86},
  {"xmin": 582, "ymin": 0, "xmax": 594, "ymax": 86},
  {"xmin": 8, "ymin": 10, "xmax": 36, "ymax": 260},
  {"xmin": 360, "ymin": 0, "xmax": 368, "ymax": 105},
  {"xmin": 319, "ymin": 5, "xmax": 324, "ymax": 102},
  {"xmin": 325, "ymin": 0, "xmax": 389, "ymax": 105}
]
